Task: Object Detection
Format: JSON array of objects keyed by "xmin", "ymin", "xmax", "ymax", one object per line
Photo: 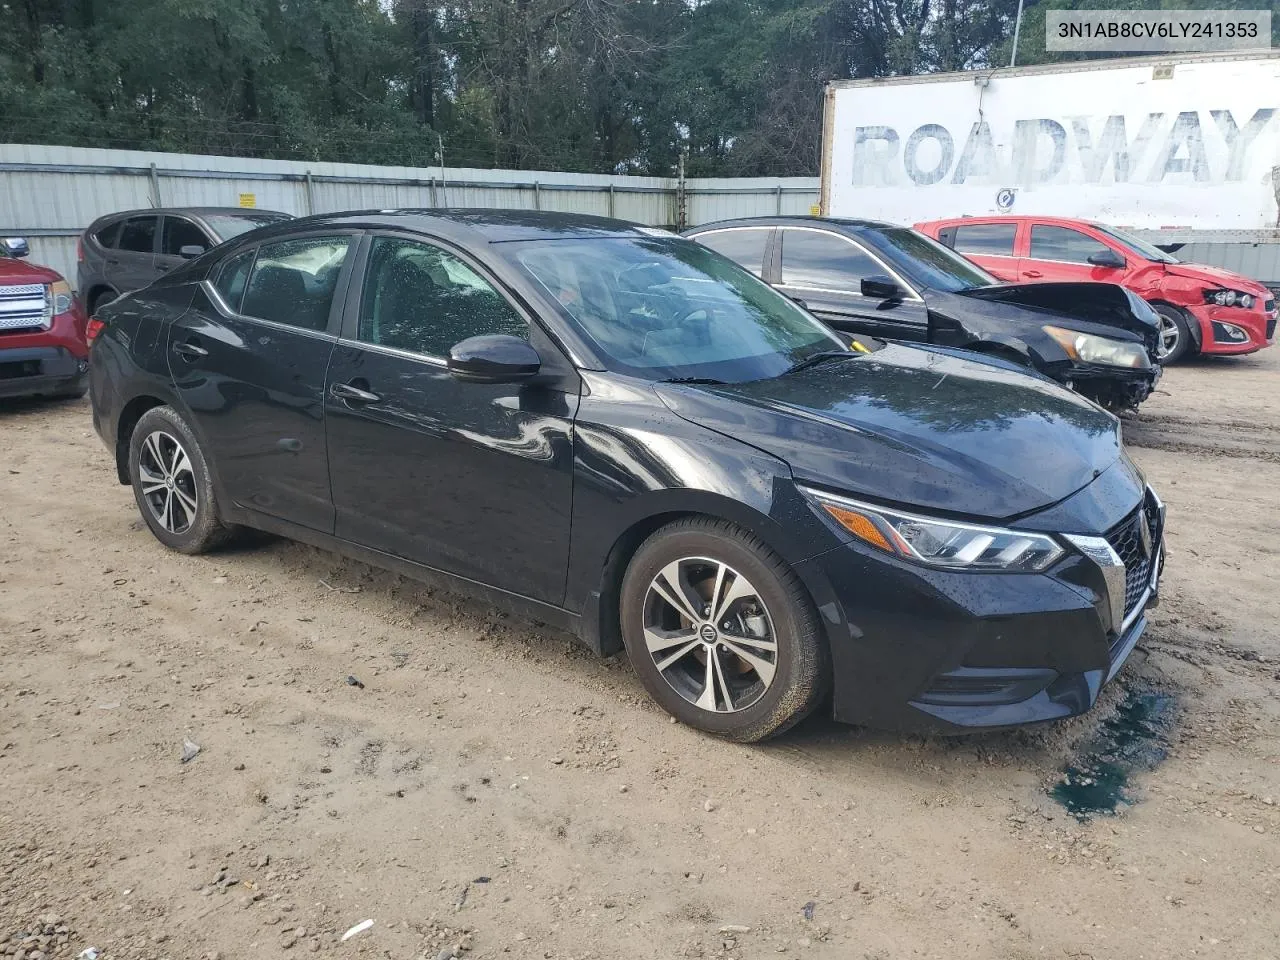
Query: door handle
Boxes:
[
  {"xmin": 1023, "ymin": 270, "xmax": 1043, "ymax": 279},
  {"xmin": 331, "ymin": 381, "xmax": 382, "ymax": 404},
  {"xmin": 172, "ymin": 340, "xmax": 208, "ymax": 359}
]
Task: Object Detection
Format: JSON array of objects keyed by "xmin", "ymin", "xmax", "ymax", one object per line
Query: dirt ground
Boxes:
[{"xmin": 3, "ymin": 350, "xmax": 1279, "ymax": 960}]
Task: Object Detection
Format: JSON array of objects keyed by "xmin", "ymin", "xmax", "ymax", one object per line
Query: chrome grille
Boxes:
[
  {"xmin": 1104, "ymin": 495, "xmax": 1161, "ymax": 623},
  {"xmin": 0, "ymin": 283, "xmax": 51, "ymax": 332}
]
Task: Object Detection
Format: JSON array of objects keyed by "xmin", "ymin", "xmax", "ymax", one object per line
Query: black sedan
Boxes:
[
  {"xmin": 685, "ymin": 217, "xmax": 1162, "ymax": 412},
  {"xmin": 88, "ymin": 210, "xmax": 1163, "ymax": 740}
]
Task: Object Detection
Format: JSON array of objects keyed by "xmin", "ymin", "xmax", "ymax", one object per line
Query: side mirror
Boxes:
[
  {"xmin": 861, "ymin": 275, "xmax": 904, "ymax": 301},
  {"xmin": 447, "ymin": 334, "xmax": 541, "ymax": 384},
  {"xmin": 3, "ymin": 237, "xmax": 30, "ymax": 259},
  {"xmin": 179, "ymin": 244, "xmax": 206, "ymax": 259},
  {"xmin": 1087, "ymin": 249, "xmax": 1125, "ymax": 269}
]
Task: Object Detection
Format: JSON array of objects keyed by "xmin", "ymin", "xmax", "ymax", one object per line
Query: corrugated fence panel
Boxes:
[{"xmin": 1173, "ymin": 242, "xmax": 1280, "ymax": 284}]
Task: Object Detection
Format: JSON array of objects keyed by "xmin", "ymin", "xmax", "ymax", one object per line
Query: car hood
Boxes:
[
  {"xmin": 0, "ymin": 257, "xmax": 60, "ymax": 284},
  {"xmin": 1162, "ymin": 262, "xmax": 1271, "ymax": 296},
  {"xmin": 655, "ymin": 343, "xmax": 1122, "ymax": 520},
  {"xmin": 934, "ymin": 282, "xmax": 1158, "ymax": 340}
]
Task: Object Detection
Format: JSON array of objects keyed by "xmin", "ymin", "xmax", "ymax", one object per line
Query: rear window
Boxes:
[
  {"xmin": 239, "ymin": 236, "xmax": 351, "ymax": 331},
  {"xmin": 952, "ymin": 224, "xmax": 1017, "ymax": 257},
  {"xmin": 117, "ymin": 217, "xmax": 158, "ymax": 254}
]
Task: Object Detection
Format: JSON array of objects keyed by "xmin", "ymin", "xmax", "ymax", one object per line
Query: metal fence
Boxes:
[{"xmin": 0, "ymin": 144, "xmax": 820, "ymax": 284}]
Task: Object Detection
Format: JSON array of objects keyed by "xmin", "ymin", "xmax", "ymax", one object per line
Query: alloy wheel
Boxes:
[
  {"xmin": 1155, "ymin": 312, "xmax": 1180, "ymax": 360},
  {"xmin": 138, "ymin": 430, "xmax": 198, "ymax": 535},
  {"xmin": 641, "ymin": 556, "xmax": 778, "ymax": 713}
]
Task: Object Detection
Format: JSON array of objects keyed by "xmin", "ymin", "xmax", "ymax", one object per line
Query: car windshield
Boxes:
[
  {"xmin": 203, "ymin": 214, "xmax": 293, "ymax": 241},
  {"xmin": 1093, "ymin": 224, "xmax": 1180, "ymax": 264},
  {"xmin": 508, "ymin": 235, "xmax": 845, "ymax": 382},
  {"xmin": 860, "ymin": 227, "xmax": 997, "ymax": 292}
]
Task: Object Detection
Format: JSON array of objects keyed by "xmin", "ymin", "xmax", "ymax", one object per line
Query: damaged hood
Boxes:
[
  {"xmin": 1161, "ymin": 262, "xmax": 1272, "ymax": 296},
  {"xmin": 937, "ymin": 281, "xmax": 1160, "ymax": 341},
  {"xmin": 655, "ymin": 343, "xmax": 1122, "ymax": 521}
]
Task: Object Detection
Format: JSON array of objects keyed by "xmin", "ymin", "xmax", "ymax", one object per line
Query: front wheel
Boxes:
[
  {"xmin": 1153, "ymin": 304, "xmax": 1193, "ymax": 363},
  {"xmin": 619, "ymin": 517, "xmax": 829, "ymax": 742},
  {"xmin": 128, "ymin": 405, "xmax": 237, "ymax": 554}
]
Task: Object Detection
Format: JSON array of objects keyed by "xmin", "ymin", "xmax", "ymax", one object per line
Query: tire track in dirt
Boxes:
[{"xmin": 1124, "ymin": 411, "xmax": 1280, "ymax": 462}]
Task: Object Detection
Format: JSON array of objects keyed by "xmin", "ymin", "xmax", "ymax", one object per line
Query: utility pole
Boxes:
[
  {"xmin": 1010, "ymin": 0, "xmax": 1025, "ymax": 67},
  {"xmin": 676, "ymin": 147, "xmax": 688, "ymax": 231}
]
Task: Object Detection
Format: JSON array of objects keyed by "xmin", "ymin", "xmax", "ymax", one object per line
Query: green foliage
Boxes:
[{"xmin": 5, "ymin": 0, "xmax": 1265, "ymax": 176}]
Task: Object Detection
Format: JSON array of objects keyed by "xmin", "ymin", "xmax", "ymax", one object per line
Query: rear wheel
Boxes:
[
  {"xmin": 619, "ymin": 518, "xmax": 829, "ymax": 742},
  {"xmin": 128, "ymin": 405, "xmax": 237, "ymax": 554},
  {"xmin": 1153, "ymin": 304, "xmax": 1193, "ymax": 363}
]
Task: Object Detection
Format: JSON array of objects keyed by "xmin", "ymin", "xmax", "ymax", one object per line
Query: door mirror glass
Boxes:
[
  {"xmin": 179, "ymin": 244, "xmax": 206, "ymax": 259},
  {"xmin": 1087, "ymin": 249, "xmax": 1126, "ymax": 269},
  {"xmin": 861, "ymin": 275, "xmax": 904, "ymax": 301},
  {"xmin": 447, "ymin": 334, "xmax": 541, "ymax": 383},
  {"xmin": 2, "ymin": 237, "xmax": 29, "ymax": 258}
]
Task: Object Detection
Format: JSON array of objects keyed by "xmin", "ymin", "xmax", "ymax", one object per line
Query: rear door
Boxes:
[
  {"xmin": 324, "ymin": 232, "xmax": 578, "ymax": 605},
  {"xmin": 112, "ymin": 215, "xmax": 162, "ymax": 293},
  {"xmin": 156, "ymin": 215, "xmax": 216, "ymax": 278},
  {"xmin": 945, "ymin": 221, "xmax": 1021, "ymax": 281},
  {"xmin": 1022, "ymin": 223, "xmax": 1128, "ymax": 284},
  {"xmin": 773, "ymin": 227, "xmax": 928, "ymax": 341},
  {"xmin": 167, "ymin": 232, "xmax": 358, "ymax": 532}
]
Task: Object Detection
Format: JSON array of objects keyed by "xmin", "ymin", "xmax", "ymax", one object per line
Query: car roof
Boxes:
[
  {"xmin": 686, "ymin": 216, "xmax": 901, "ymax": 235},
  {"xmin": 91, "ymin": 207, "xmax": 293, "ymax": 225},
  {"xmin": 215, "ymin": 209, "xmax": 675, "ymax": 246},
  {"xmin": 920, "ymin": 215, "xmax": 1103, "ymax": 228}
]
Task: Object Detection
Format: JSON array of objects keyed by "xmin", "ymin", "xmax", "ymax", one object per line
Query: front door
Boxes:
[
  {"xmin": 167, "ymin": 233, "xmax": 357, "ymax": 532},
  {"xmin": 324, "ymin": 233, "xmax": 578, "ymax": 605},
  {"xmin": 156, "ymin": 215, "xmax": 216, "ymax": 279},
  {"xmin": 772, "ymin": 227, "xmax": 928, "ymax": 341},
  {"xmin": 1021, "ymin": 224, "xmax": 1128, "ymax": 284}
]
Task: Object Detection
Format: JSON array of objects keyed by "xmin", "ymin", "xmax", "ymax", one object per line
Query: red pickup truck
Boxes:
[
  {"xmin": 0, "ymin": 238, "xmax": 90, "ymax": 400},
  {"xmin": 916, "ymin": 215, "xmax": 1276, "ymax": 364}
]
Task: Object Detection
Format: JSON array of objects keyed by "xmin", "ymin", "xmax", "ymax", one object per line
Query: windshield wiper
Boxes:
[
  {"xmin": 659, "ymin": 376, "xmax": 727, "ymax": 385},
  {"xmin": 784, "ymin": 350, "xmax": 857, "ymax": 375}
]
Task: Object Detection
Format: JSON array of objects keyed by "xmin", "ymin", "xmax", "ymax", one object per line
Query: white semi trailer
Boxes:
[{"xmin": 819, "ymin": 52, "xmax": 1280, "ymax": 285}]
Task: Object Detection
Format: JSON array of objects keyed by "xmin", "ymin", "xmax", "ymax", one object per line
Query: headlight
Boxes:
[
  {"xmin": 1042, "ymin": 325, "xmax": 1150, "ymax": 369},
  {"xmin": 800, "ymin": 487, "xmax": 1064, "ymax": 573},
  {"xmin": 49, "ymin": 280, "xmax": 74, "ymax": 315},
  {"xmin": 1205, "ymin": 288, "xmax": 1256, "ymax": 310}
]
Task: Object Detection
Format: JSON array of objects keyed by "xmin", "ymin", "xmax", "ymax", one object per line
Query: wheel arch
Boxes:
[
  {"xmin": 1148, "ymin": 299, "xmax": 1202, "ymax": 353},
  {"xmin": 574, "ymin": 489, "xmax": 815, "ymax": 657},
  {"xmin": 114, "ymin": 395, "xmax": 168, "ymax": 484}
]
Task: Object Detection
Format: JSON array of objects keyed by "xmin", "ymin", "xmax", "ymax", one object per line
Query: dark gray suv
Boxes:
[{"xmin": 77, "ymin": 207, "xmax": 292, "ymax": 313}]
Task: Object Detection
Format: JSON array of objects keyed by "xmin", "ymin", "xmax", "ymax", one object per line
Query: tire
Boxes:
[
  {"xmin": 619, "ymin": 517, "xmax": 829, "ymax": 742},
  {"xmin": 127, "ymin": 405, "xmax": 237, "ymax": 554},
  {"xmin": 1152, "ymin": 304, "xmax": 1193, "ymax": 363}
]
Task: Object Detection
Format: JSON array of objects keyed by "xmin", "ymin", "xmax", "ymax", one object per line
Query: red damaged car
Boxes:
[
  {"xmin": 0, "ymin": 237, "xmax": 91, "ymax": 400},
  {"xmin": 917, "ymin": 215, "xmax": 1276, "ymax": 364}
]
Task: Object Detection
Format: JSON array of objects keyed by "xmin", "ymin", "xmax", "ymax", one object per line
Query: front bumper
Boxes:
[
  {"xmin": 1186, "ymin": 303, "xmax": 1275, "ymax": 355},
  {"xmin": 798, "ymin": 490, "xmax": 1165, "ymax": 734},
  {"xmin": 0, "ymin": 345, "xmax": 88, "ymax": 399},
  {"xmin": 1067, "ymin": 360, "xmax": 1160, "ymax": 410}
]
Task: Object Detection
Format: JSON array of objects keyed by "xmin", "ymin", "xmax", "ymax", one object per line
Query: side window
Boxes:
[
  {"xmin": 117, "ymin": 217, "xmax": 158, "ymax": 254},
  {"xmin": 213, "ymin": 249, "xmax": 256, "ymax": 313},
  {"xmin": 780, "ymin": 230, "xmax": 881, "ymax": 291},
  {"xmin": 358, "ymin": 236, "xmax": 528, "ymax": 357},
  {"xmin": 240, "ymin": 236, "xmax": 351, "ymax": 332},
  {"xmin": 694, "ymin": 229, "xmax": 770, "ymax": 277},
  {"xmin": 952, "ymin": 224, "xmax": 1017, "ymax": 257},
  {"xmin": 95, "ymin": 221, "xmax": 123, "ymax": 249},
  {"xmin": 162, "ymin": 217, "xmax": 212, "ymax": 256},
  {"xmin": 1030, "ymin": 225, "xmax": 1112, "ymax": 264}
]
